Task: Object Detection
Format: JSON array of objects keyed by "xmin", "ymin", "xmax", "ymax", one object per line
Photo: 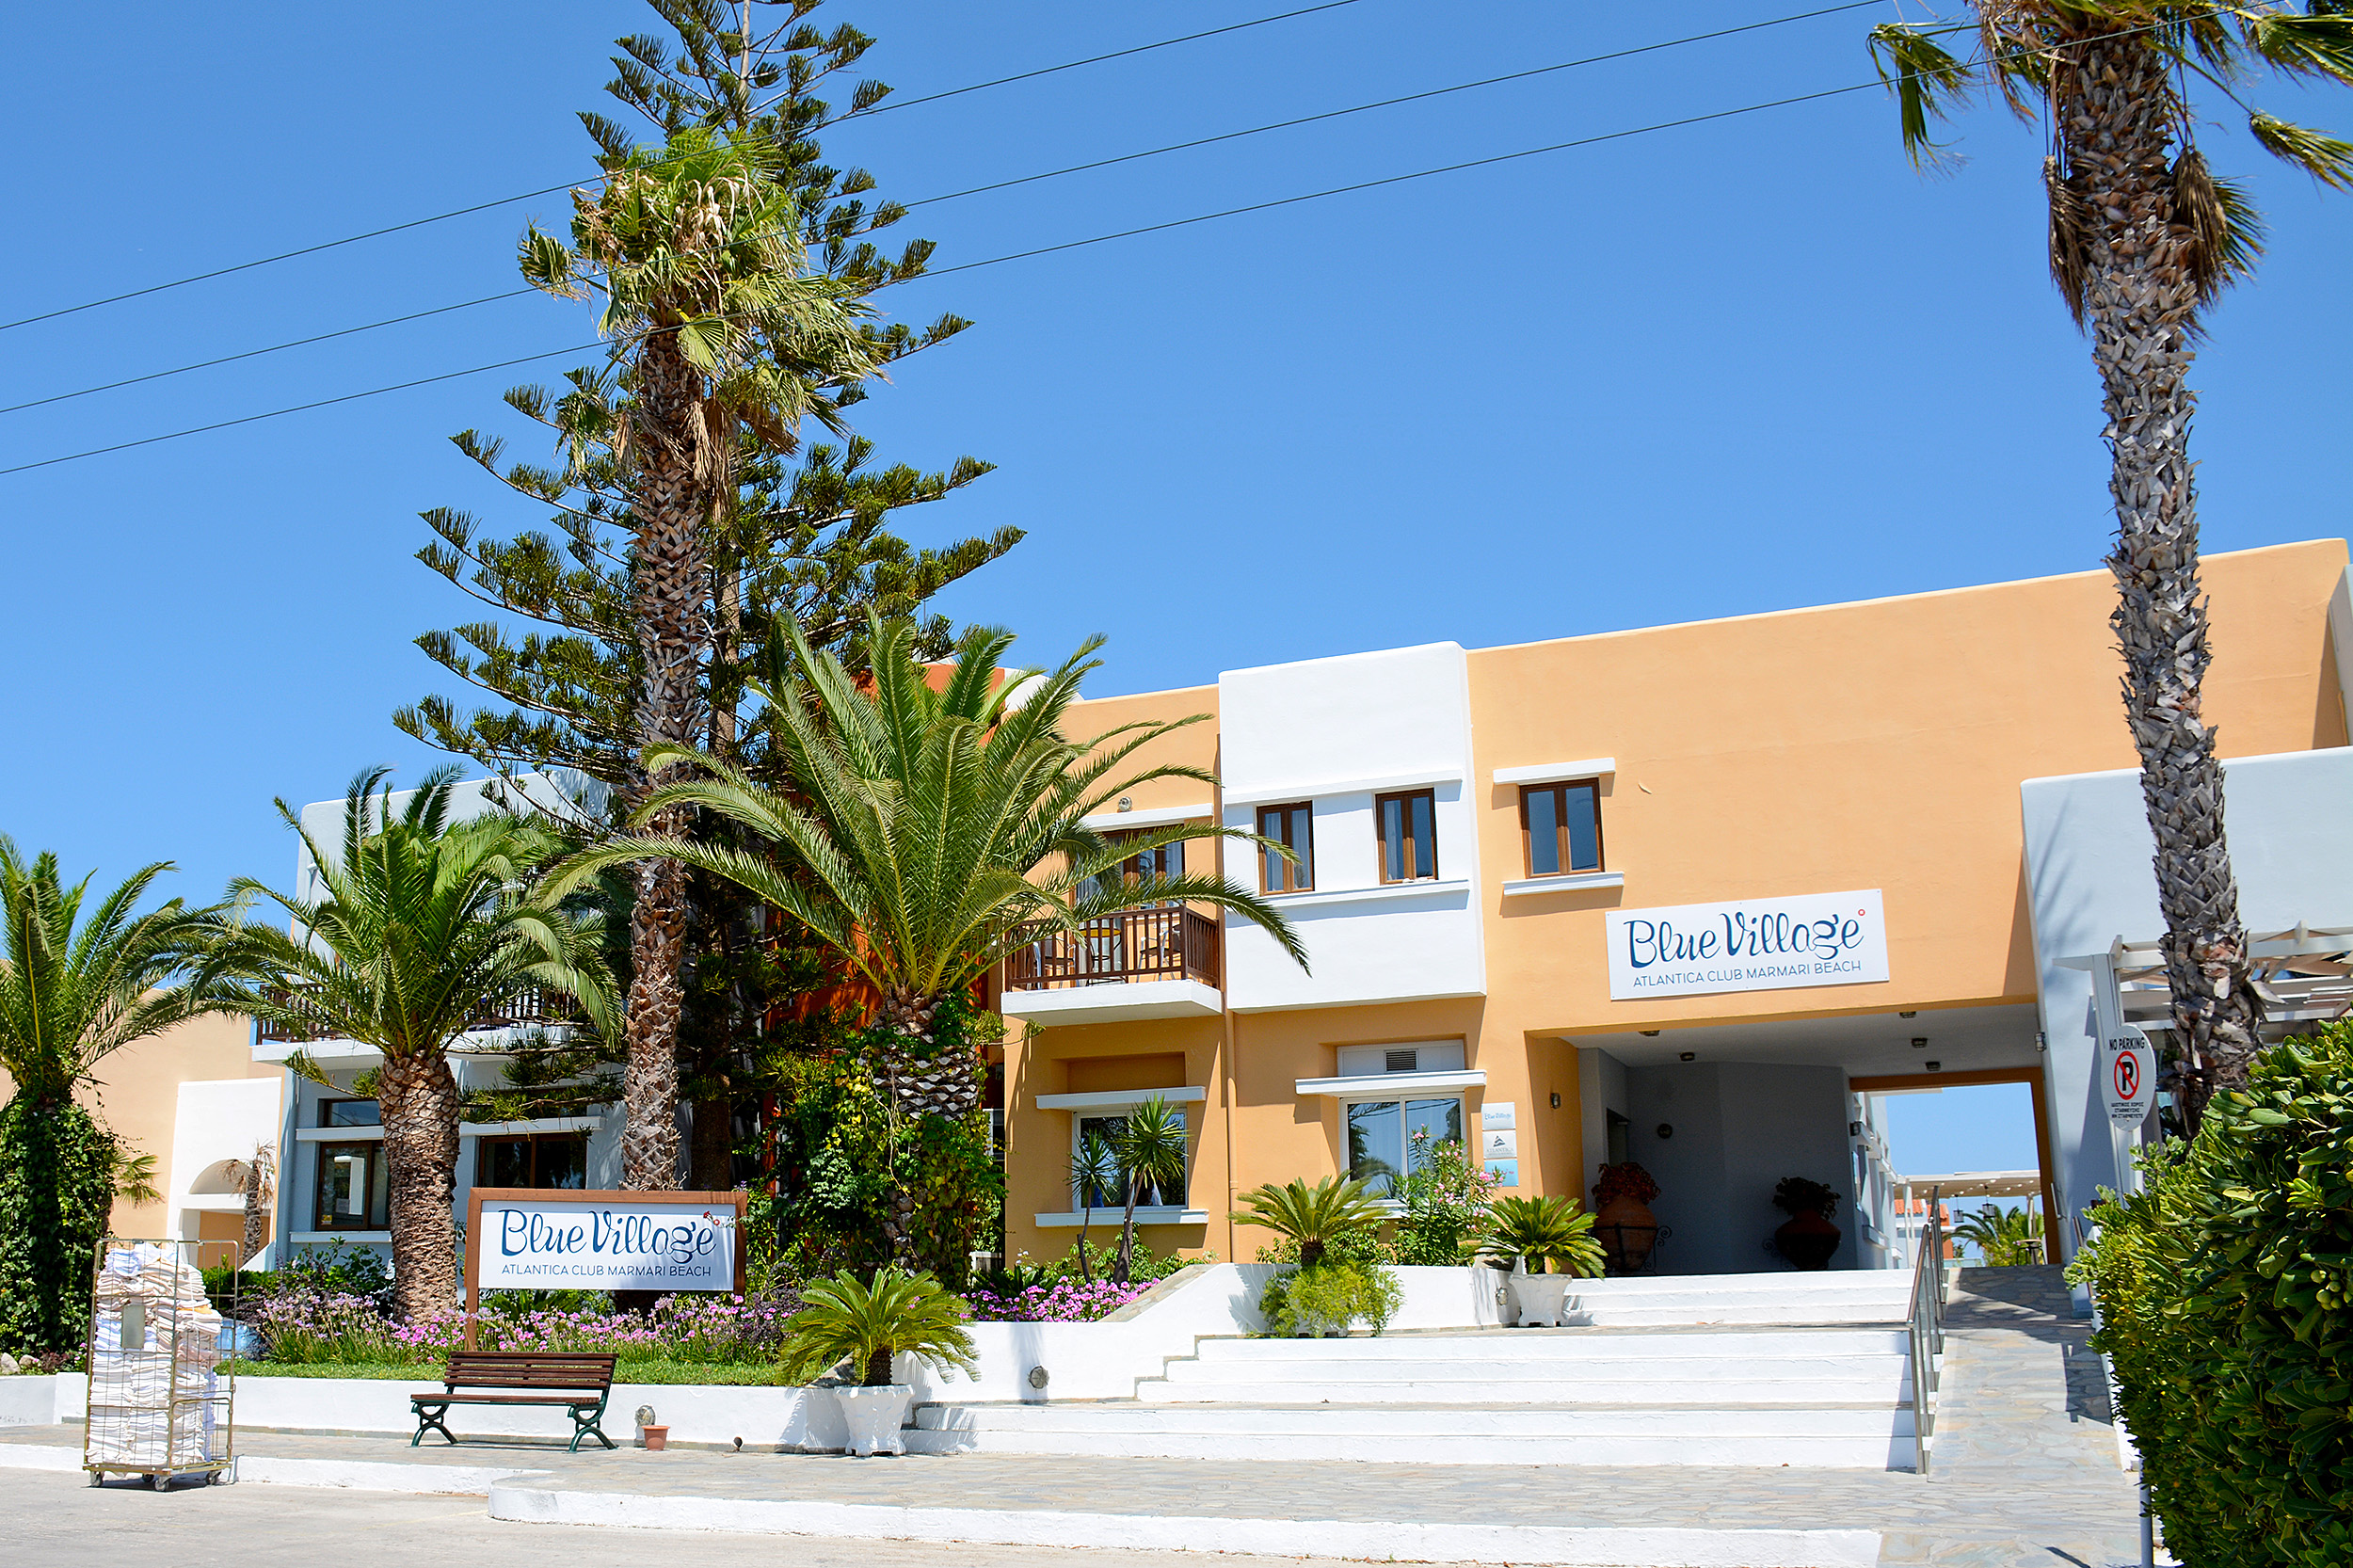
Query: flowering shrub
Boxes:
[
  {"xmin": 246, "ymin": 1287, "xmax": 800, "ymax": 1367},
  {"xmin": 393, "ymin": 1291, "xmax": 801, "ymax": 1361},
  {"xmin": 965, "ymin": 1277, "xmax": 1148, "ymax": 1322},
  {"xmin": 248, "ymin": 1291, "xmax": 414, "ymax": 1365}
]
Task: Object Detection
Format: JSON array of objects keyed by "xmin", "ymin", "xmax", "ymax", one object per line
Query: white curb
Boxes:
[
  {"xmin": 487, "ymin": 1483, "xmax": 1883, "ymax": 1568},
  {"xmin": 0, "ymin": 1442, "xmax": 531, "ymax": 1495}
]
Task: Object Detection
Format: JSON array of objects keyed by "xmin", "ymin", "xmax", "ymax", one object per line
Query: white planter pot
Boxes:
[
  {"xmin": 1510, "ymin": 1272, "xmax": 1575, "ymax": 1328},
  {"xmin": 834, "ymin": 1384, "xmax": 913, "ymax": 1456}
]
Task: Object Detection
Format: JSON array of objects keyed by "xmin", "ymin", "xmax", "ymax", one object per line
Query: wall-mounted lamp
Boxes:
[
  {"xmin": 1911, "ymin": 1037, "xmax": 1929, "ymax": 1049},
  {"xmin": 1925, "ymin": 1061, "xmax": 1942, "ymax": 1072},
  {"xmin": 1678, "ymin": 1051, "xmax": 1696, "ymax": 1062},
  {"xmin": 1639, "ymin": 1029, "xmax": 1660, "ymax": 1037},
  {"xmin": 1898, "ymin": 1010, "xmax": 1916, "ymax": 1019},
  {"xmin": 1116, "ymin": 796, "xmax": 1133, "ymax": 812},
  {"xmin": 1656, "ymin": 1123, "xmax": 1675, "ymax": 1139},
  {"xmin": 1548, "ymin": 1092, "xmax": 1561, "ymax": 1109}
]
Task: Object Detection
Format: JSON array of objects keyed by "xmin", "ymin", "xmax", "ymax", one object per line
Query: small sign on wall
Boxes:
[
  {"xmin": 1481, "ymin": 1101, "xmax": 1520, "ymax": 1185},
  {"xmin": 1481, "ymin": 1128, "xmax": 1519, "ymax": 1160},
  {"xmin": 1486, "ymin": 1160, "xmax": 1520, "ymax": 1188},
  {"xmin": 1481, "ymin": 1102, "xmax": 1516, "ymax": 1131}
]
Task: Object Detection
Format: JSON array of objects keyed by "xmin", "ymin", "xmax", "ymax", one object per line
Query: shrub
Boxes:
[
  {"xmin": 0, "ymin": 1099, "xmax": 120, "ymax": 1357},
  {"xmin": 1259, "ymin": 1262, "xmax": 1401, "ymax": 1337},
  {"xmin": 967, "ymin": 1277, "xmax": 1148, "ymax": 1322},
  {"xmin": 1391, "ymin": 1134, "xmax": 1500, "ymax": 1266},
  {"xmin": 2072, "ymin": 1026, "xmax": 2353, "ymax": 1568},
  {"xmin": 776, "ymin": 1267, "xmax": 977, "ymax": 1387},
  {"xmin": 1592, "ymin": 1161, "xmax": 1659, "ymax": 1207},
  {"xmin": 249, "ymin": 1291, "xmax": 416, "ymax": 1365}
]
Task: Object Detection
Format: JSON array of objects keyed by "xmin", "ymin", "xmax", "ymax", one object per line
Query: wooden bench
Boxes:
[{"xmin": 409, "ymin": 1352, "xmax": 618, "ymax": 1451}]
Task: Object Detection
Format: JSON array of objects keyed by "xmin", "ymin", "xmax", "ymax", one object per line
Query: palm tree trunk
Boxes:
[
  {"xmin": 2061, "ymin": 30, "xmax": 2259, "ymax": 1129},
  {"xmin": 376, "ymin": 1053, "xmax": 461, "ymax": 1322},
  {"xmin": 619, "ymin": 328, "xmax": 711, "ymax": 1191},
  {"xmin": 240, "ymin": 1160, "xmax": 267, "ymax": 1265},
  {"xmin": 872, "ymin": 987, "xmax": 987, "ymax": 1275}
]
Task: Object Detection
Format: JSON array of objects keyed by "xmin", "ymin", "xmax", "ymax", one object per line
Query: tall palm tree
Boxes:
[
  {"xmin": 549, "ymin": 616, "xmax": 1308, "ymax": 1273},
  {"xmin": 516, "ymin": 124, "xmax": 877, "ymax": 1190},
  {"xmin": 222, "ymin": 1142, "xmax": 277, "ymax": 1267},
  {"xmin": 204, "ymin": 768, "xmax": 615, "ymax": 1321},
  {"xmin": 1868, "ymin": 5, "xmax": 2353, "ymax": 1127},
  {"xmin": 0, "ymin": 843, "xmax": 232, "ymax": 1355}
]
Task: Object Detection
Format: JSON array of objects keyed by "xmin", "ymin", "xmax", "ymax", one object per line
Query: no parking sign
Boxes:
[{"xmin": 2101, "ymin": 1025, "xmax": 2156, "ymax": 1128}]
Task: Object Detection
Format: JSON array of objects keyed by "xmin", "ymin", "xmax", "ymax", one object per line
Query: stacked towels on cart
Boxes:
[{"xmin": 87, "ymin": 1242, "xmax": 225, "ymax": 1469}]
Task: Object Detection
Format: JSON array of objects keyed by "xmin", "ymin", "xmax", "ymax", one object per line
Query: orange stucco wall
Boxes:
[{"xmin": 1000, "ymin": 539, "xmax": 2350, "ymax": 1265}]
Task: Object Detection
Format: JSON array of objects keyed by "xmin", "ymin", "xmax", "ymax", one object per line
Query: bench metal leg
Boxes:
[
  {"xmin": 411, "ymin": 1402, "xmax": 457, "ymax": 1448},
  {"xmin": 568, "ymin": 1400, "xmax": 616, "ymax": 1452}
]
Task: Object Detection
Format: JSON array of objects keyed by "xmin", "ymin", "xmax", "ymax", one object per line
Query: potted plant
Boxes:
[
  {"xmin": 776, "ymin": 1267, "xmax": 978, "ymax": 1456},
  {"xmin": 1231, "ymin": 1175, "xmax": 1397, "ymax": 1337},
  {"xmin": 1770, "ymin": 1177, "xmax": 1843, "ymax": 1271},
  {"xmin": 1467, "ymin": 1195, "xmax": 1605, "ymax": 1326},
  {"xmin": 1592, "ymin": 1162, "xmax": 1663, "ymax": 1274}
]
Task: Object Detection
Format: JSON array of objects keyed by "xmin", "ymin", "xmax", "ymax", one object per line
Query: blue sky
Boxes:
[{"xmin": 2, "ymin": 4, "xmax": 2345, "ymax": 1177}]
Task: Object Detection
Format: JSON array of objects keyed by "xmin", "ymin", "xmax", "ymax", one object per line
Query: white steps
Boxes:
[
  {"xmin": 912, "ymin": 1271, "xmax": 1924, "ymax": 1468},
  {"xmin": 905, "ymin": 1398, "xmax": 1914, "ymax": 1467}
]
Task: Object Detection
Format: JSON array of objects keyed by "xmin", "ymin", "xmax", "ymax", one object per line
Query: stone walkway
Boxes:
[{"xmin": 4, "ymin": 1268, "xmax": 2158, "ymax": 1565}]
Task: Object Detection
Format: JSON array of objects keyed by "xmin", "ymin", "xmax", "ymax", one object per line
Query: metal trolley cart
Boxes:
[{"xmin": 82, "ymin": 1238, "xmax": 235, "ymax": 1488}]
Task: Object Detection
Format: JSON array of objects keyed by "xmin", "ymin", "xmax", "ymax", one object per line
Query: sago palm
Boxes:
[
  {"xmin": 0, "ymin": 844, "xmax": 232, "ymax": 1354},
  {"xmin": 203, "ymin": 768, "xmax": 615, "ymax": 1320},
  {"xmin": 1469, "ymin": 1195, "xmax": 1606, "ymax": 1277},
  {"xmin": 1229, "ymin": 1175, "xmax": 1389, "ymax": 1271},
  {"xmin": 550, "ymin": 614, "xmax": 1306, "ymax": 1272},
  {"xmin": 1952, "ymin": 1201, "xmax": 2047, "ymax": 1266},
  {"xmin": 775, "ymin": 1266, "xmax": 978, "ymax": 1387},
  {"xmin": 1867, "ymin": 6, "xmax": 2353, "ymax": 1128},
  {"xmin": 515, "ymin": 123, "xmax": 877, "ymax": 1190}
]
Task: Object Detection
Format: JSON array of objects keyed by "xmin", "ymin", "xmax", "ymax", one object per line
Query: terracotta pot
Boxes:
[
  {"xmin": 1774, "ymin": 1208, "xmax": 1842, "ymax": 1271},
  {"xmin": 640, "ymin": 1424, "xmax": 669, "ymax": 1451},
  {"xmin": 1593, "ymin": 1195, "xmax": 1659, "ymax": 1274}
]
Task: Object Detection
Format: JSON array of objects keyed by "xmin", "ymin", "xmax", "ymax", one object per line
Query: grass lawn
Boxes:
[{"xmin": 223, "ymin": 1360, "xmax": 787, "ymax": 1385}]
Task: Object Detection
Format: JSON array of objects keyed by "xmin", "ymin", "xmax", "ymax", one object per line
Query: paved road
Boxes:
[{"xmin": 0, "ymin": 1466, "xmax": 1353, "ymax": 1568}]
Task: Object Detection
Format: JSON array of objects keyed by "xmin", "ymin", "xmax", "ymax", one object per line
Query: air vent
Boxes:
[{"xmin": 1385, "ymin": 1048, "xmax": 1419, "ymax": 1074}]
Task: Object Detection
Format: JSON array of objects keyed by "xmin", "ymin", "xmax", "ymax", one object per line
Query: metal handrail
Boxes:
[
  {"xmin": 253, "ymin": 984, "xmax": 583, "ymax": 1044},
  {"xmin": 1905, "ymin": 1194, "xmax": 1948, "ymax": 1476}
]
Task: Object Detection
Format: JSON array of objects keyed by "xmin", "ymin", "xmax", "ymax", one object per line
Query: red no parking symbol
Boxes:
[{"xmin": 2113, "ymin": 1052, "xmax": 2141, "ymax": 1102}]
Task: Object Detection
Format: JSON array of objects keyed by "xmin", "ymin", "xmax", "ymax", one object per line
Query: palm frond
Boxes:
[
  {"xmin": 1869, "ymin": 23, "xmax": 1974, "ymax": 170},
  {"xmin": 2248, "ymin": 110, "xmax": 2353, "ymax": 188}
]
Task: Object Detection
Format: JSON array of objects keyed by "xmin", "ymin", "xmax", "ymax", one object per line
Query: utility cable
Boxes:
[
  {"xmin": 0, "ymin": 0, "xmax": 1371, "ymax": 335},
  {"xmin": 0, "ymin": 13, "xmax": 2181, "ymax": 479},
  {"xmin": 3, "ymin": 1, "xmax": 1887, "ymax": 416}
]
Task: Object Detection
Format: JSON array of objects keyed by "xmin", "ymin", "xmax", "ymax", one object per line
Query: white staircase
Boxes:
[{"xmin": 910, "ymin": 1271, "xmax": 1925, "ymax": 1468}]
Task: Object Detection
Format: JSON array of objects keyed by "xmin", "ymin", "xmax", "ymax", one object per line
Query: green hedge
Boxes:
[{"xmin": 2072, "ymin": 1025, "xmax": 2353, "ymax": 1567}]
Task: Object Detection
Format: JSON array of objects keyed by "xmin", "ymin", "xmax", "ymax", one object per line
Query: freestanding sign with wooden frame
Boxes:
[{"xmin": 463, "ymin": 1188, "xmax": 748, "ymax": 1350}]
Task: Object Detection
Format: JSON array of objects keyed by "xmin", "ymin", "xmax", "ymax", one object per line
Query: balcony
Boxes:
[
  {"xmin": 254, "ymin": 986, "xmax": 584, "ymax": 1047},
  {"xmin": 999, "ymin": 907, "xmax": 1224, "ymax": 1027}
]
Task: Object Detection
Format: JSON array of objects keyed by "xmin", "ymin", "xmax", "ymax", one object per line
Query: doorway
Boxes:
[{"xmin": 1849, "ymin": 1067, "xmax": 2058, "ymax": 1264}]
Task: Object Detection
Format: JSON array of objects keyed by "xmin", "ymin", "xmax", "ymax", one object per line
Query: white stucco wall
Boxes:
[
  {"xmin": 1217, "ymin": 644, "xmax": 1486, "ymax": 1011},
  {"xmin": 166, "ymin": 1078, "xmax": 284, "ymax": 1243},
  {"xmin": 2022, "ymin": 745, "xmax": 2353, "ymax": 1249}
]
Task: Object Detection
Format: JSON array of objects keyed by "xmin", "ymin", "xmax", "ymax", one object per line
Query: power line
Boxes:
[
  {"xmin": 0, "ymin": 75, "xmax": 1894, "ymax": 479},
  {"xmin": 0, "ymin": 289, "xmax": 538, "ymax": 417},
  {"xmin": 0, "ymin": 1, "xmax": 1372, "ymax": 336},
  {"xmin": 0, "ymin": 13, "xmax": 2184, "ymax": 480},
  {"xmin": 857, "ymin": 0, "xmax": 1369, "ymax": 117},
  {"xmin": 5, "ymin": 2, "xmax": 1887, "ymax": 416}
]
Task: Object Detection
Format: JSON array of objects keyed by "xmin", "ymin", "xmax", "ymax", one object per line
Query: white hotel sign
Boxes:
[{"xmin": 1607, "ymin": 889, "xmax": 1890, "ymax": 1000}]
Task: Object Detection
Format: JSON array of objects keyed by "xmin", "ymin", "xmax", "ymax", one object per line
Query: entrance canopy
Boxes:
[{"xmin": 1897, "ymin": 1170, "xmax": 2041, "ymax": 1198}]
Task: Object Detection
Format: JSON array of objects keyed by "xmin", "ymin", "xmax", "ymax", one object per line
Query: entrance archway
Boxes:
[{"xmin": 1849, "ymin": 1066, "xmax": 2058, "ymax": 1259}]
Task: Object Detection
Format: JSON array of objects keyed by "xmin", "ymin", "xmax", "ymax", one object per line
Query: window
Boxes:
[
  {"xmin": 312, "ymin": 1143, "xmax": 390, "ymax": 1230},
  {"xmin": 1520, "ymin": 779, "xmax": 1603, "ymax": 877},
  {"xmin": 319, "ymin": 1098, "xmax": 380, "ymax": 1128},
  {"xmin": 1071, "ymin": 1112, "xmax": 1187, "ymax": 1209},
  {"xmin": 1343, "ymin": 1096, "xmax": 1465, "ymax": 1199},
  {"xmin": 1375, "ymin": 790, "xmax": 1438, "ymax": 884},
  {"xmin": 1085, "ymin": 833, "xmax": 1184, "ymax": 905},
  {"xmin": 1257, "ymin": 802, "xmax": 1314, "ymax": 893},
  {"xmin": 475, "ymin": 1132, "xmax": 588, "ymax": 1191}
]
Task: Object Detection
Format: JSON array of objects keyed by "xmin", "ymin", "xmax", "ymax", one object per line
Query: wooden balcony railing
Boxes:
[
  {"xmin": 254, "ymin": 985, "xmax": 584, "ymax": 1045},
  {"xmin": 1003, "ymin": 906, "xmax": 1221, "ymax": 992}
]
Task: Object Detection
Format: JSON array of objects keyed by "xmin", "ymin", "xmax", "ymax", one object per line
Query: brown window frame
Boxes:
[
  {"xmin": 1088, "ymin": 830, "xmax": 1186, "ymax": 905},
  {"xmin": 473, "ymin": 1130, "xmax": 591, "ymax": 1192},
  {"xmin": 312, "ymin": 1140, "xmax": 390, "ymax": 1231},
  {"xmin": 1257, "ymin": 802, "xmax": 1314, "ymax": 894},
  {"xmin": 1519, "ymin": 779, "xmax": 1604, "ymax": 878},
  {"xmin": 1373, "ymin": 789, "xmax": 1440, "ymax": 885}
]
